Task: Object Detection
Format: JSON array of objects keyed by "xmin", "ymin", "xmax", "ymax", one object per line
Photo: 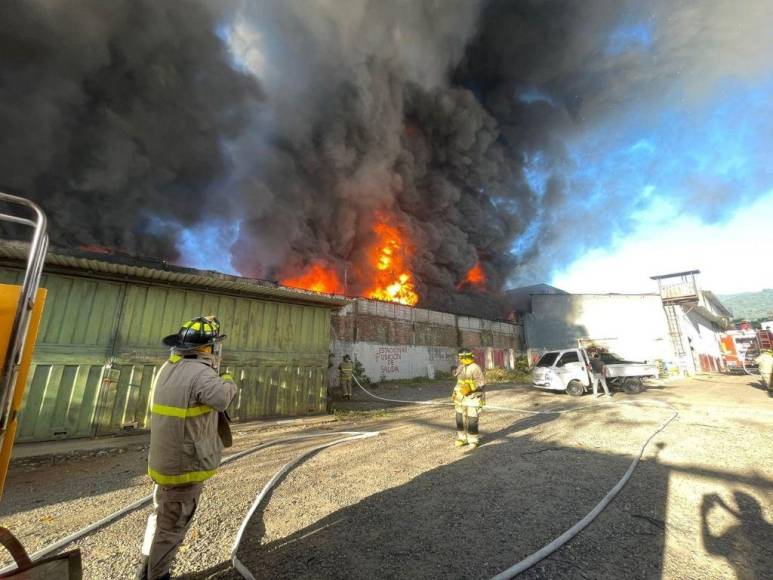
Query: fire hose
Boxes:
[
  {"xmin": 4, "ymin": 377, "xmax": 676, "ymax": 579},
  {"xmin": 0, "ymin": 430, "xmax": 379, "ymax": 576},
  {"xmin": 230, "ymin": 431, "xmax": 379, "ymax": 579},
  {"xmin": 352, "ymin": 375, "xmax": 678, "ymax": 579}
]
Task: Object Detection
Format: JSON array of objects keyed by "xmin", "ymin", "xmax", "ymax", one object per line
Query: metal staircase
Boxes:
[
  {"xmin": 651, "ymin": 270, "xmax": 701, "ymax": 373},
  {"xmin": 758, "ymin": 329, "xmax": 772, "ymax": 351}
]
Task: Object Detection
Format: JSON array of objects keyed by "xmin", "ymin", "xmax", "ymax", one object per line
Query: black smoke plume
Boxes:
[
  {"xmin": 1, "ymin": 0, "xmax": 770, "ymax": 318},
  {"xmin": 0, "ymin": 0, "xmax": 261, "ymax": 258}
]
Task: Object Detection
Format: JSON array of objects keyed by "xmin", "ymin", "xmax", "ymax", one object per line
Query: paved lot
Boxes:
[{"xmin": 1, "ymin": 374, "xmax": 771, "ymax": 579}]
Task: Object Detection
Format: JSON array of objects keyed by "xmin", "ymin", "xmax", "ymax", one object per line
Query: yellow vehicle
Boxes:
[{"xmin": 0, "ymin": 192, "xmax": 82, "ymax": 577}]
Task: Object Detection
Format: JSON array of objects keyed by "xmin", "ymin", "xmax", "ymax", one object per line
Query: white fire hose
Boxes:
[
  {"xmin": 0, "ymin": 430, "xmax": 378, "ymax": 576},
  {"xmin": 4, "ymin": 376, "xmax": 676, "ymax": 579},
  {"xmin": 352, "ymin": 375, "xmax": 678, "ymax": 579},
  {"xmin": 230, "ymin": 431, "xmax": 379, "ymax": 579}
]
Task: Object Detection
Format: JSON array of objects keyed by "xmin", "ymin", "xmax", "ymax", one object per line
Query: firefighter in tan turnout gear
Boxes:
[
  {"xmin": 452, "ymin": 349, "xmax": 485, "ymax": 448},
  {"xmin": 756, "ymin": 350, "xmax": 773, "ymax": 396},
  {"xmin": 339, "ymin": 354, "xmax": 354, "ymax": 400},
  {"xmin": 136, "ymin": 316, "xmax": 237, "ymax": 580}
]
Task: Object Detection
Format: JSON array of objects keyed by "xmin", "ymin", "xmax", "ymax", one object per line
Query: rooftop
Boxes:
[{"xmin": 0, "ymin": 242, "xmax": 350, "ymax": 308}]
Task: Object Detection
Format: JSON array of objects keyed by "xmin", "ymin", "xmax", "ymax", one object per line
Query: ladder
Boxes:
[
  {"xmin": 664, "ymin": 304, "xmax": 685, "ymax": 357},
  {"xmin": 758, "ymin": 329, "xmax": 772, "ymax": 350}
]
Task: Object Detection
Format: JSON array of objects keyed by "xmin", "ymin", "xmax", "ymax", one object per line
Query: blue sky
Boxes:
[
  {"xmin": 178, "ymin": 222, "xmax": 239, "ymax": 275},
  {"xmin": 551, "ymin": 189, "xmax": 773, "ymax": 294},
  {"xmin": 539, "ymin": 75, "xmax": 773, "ymax": 295},
  {"xmin": 502, "ymin": 6, "xmax": 773, "ymax": 296}
]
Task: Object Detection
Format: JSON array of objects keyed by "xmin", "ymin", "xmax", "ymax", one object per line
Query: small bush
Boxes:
[
  {"xmin": 353, "ymin": 359, "xmax": 371, "ymax": 385},
  {"xmin": 514, "ymin": 356, "xmax": 530, "ymax": 373}
]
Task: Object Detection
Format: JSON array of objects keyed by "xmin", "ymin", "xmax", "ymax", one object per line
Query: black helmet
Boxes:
[
  {"xmin": 458, "ymin": 348, "xmax": 473, "ymax": 358},
  {"xmin": 162, "ymin": 316, "xmax": 225, "ymax": 349}
]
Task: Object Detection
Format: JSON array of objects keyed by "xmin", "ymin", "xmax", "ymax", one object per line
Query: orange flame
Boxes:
[
  {"xmin": 280, "ymin": 263, "xmax": 345, "ymax": 294},
  {"xmin": 461, "ymin": 260, "xmax": 486, "ymax": 287},
  {"xmin": 365, "ymin": 220, "xmax": 419, "ymax": 306}
]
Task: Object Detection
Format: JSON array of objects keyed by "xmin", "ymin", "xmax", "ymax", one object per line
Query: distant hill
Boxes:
[{"xmin": 717, "ymin": 289, "xmax": 773, "ymax": 321}]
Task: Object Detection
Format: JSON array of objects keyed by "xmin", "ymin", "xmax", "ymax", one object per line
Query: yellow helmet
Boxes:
[{"xmin": 162, "ymin": 316, "xmax": 225, "ymax": 349}]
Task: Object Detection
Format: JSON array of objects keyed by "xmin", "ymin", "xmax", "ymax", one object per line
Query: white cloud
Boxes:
[{"xmin": 551, "ymin": 190, "xmax": 773, "ymax": 295}]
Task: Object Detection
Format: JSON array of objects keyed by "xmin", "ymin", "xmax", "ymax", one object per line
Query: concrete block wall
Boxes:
[{"xmin": 330, "ymin": 298, "xmax": 524, "ymax": 382}]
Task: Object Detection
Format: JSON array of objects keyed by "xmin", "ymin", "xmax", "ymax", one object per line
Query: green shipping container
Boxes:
[{"xmin": 0, "ymin": 248, "xmax": 347, "ymax": 442}]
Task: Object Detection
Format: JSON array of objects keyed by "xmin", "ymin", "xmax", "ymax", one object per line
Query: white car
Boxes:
[{"xmin": 532, "ymin": 348, "xmax": 657, "ymax": 396}]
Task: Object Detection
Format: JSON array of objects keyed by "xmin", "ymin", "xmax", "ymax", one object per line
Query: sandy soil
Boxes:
[{"xmin": 1, "ymin": 374, "xmax": 771, "ymax": 579}]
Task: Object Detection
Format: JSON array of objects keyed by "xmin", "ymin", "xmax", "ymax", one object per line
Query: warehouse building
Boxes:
[
  {"xmin": 331, "ymin": 298, "xmax": 523, "ymax": 381},
  {"xmin": 0, "ymin": 244, "xmax": 347, "ymax": 443}
]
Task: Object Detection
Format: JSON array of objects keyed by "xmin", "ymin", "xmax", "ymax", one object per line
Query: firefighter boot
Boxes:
[
  {"xmin": 455, "ymin": 412, "xmax": 467, "ymax": 447},
  {"xmin": 467, "ymin": 416, "xmax": 480, "ymax": 449}
]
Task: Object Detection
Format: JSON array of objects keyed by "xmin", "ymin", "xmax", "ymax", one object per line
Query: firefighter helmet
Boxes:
[{"xmin": 162, "ymin": 316, "xmax": 225, "ymax": 349}]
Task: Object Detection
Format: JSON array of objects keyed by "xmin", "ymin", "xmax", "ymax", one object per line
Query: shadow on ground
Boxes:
[
  {"xmin": 186, "ymin": 376, "xmax": 773, "ymax": 580},
  {"xmin": 0, "ymin": 447, "xmax": 148, "ymax": 517},
  {"xmin": 190, "ymin": 412, "xmax": 679, "ymax": 580},
  {"xmin": 701, "ymin": 490, "xmax": 773, "ymax": 579}
]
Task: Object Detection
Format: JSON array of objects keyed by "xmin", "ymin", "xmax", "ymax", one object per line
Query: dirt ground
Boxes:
[{"xmin": 1, "ymin": 374, "xmax": 771, "ymax": 579}]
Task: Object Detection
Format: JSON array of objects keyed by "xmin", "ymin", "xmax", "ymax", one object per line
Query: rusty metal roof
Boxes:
[{"xmin": 0, "ymin": 242, "xmax": 349, "ymax": 308}]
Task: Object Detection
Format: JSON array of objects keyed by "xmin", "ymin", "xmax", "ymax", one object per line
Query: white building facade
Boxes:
[{"xmin": 525, "ymin": 293, "xmax": 672, "ymax": 364}]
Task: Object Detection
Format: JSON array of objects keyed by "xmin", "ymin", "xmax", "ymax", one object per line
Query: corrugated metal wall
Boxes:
[{"xmin": 0, "ymin": 269, "xmax": 331, "ymax": 442}]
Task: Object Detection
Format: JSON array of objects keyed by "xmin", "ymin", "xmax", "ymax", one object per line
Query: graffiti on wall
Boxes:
[{"xmin": 376, "ymin": 346, "xmax": 407, "ymax": 375}]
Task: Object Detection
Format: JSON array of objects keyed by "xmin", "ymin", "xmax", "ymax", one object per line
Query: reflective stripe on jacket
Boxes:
[
  {"xmin": 455, "ymin": 363, "xmax": 485, "ymax": 391},
  {"xmin": 339, "ymin": 362, "xmax": 354, "ymax": 379},
  {"xmin": 454, "ymin": 363, "xmax": 486, "ymax": 391},
  {"xmin": 148, "ymin": 357, "xmax": 237, "ymax": 486}
]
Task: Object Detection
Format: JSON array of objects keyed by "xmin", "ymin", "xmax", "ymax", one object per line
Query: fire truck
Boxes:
[
  {"xmin": 0, "ymin": 193, "xmax": 81, "ymax": 576},
  {"xmin": 720, "ymin": 326, "xmax": 773, "ymax": 374}
]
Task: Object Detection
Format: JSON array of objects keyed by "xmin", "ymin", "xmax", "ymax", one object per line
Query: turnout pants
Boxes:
[
  {"xmin": 139, "ymin": 483, "xmax": 203, "ymax": 579},
  {"xmin": 341, "ymin": 377, "xmax": 353, "ymax": 397},
  {"xmin": 592, "ymin": 372, "xmax": 610, "ymax": 397},
  {"xmin": 455, "ymin": 396, "xmax": 484, "ymax": 445},
  {"xmin": 762, "ymin": 372, "xmax": 772, "ymax": 392}
]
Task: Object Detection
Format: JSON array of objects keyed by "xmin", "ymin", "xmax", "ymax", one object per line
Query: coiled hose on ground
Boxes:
[
  {"xmin": 351, "ymin": 375, "xmax": 678, "ymax": 579},
  {"xmin": 0, "ymin": 430, "xmax": 379, "ymax": 576},
  {"xmin": 4, "ymin": 377, "xmax": 677, "ymax": 579}
]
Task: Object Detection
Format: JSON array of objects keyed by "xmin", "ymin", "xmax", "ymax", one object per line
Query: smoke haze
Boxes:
[{"xmin": 1, "ymin": 0, "xmax": 771, "ymax": 316}]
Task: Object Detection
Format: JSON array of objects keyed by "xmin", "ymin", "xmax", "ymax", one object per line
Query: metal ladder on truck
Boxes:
[{"xmin": 0, "ymin": 192, "xmax": 82, "ymax": 578}]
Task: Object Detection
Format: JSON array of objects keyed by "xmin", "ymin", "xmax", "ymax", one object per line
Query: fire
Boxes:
[
  {"xmin": 461, "ymin": 260, "xmax": 486, "ymax": 288},
  {"xmin": 365, "ymin": 220, "xmax": 419, "ymax": 306},
  {"xmin": 280, "ymin": 263, "xmax": 345, "ymax": 294},
  {"xmin": 278, "ymin": 216, "xmax": 419, "ymax": 306}
]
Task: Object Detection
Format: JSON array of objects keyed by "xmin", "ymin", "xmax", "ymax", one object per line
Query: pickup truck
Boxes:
[{"xmin": 532, "ymin": 348, "xmax": 658, "ymax": 396}]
